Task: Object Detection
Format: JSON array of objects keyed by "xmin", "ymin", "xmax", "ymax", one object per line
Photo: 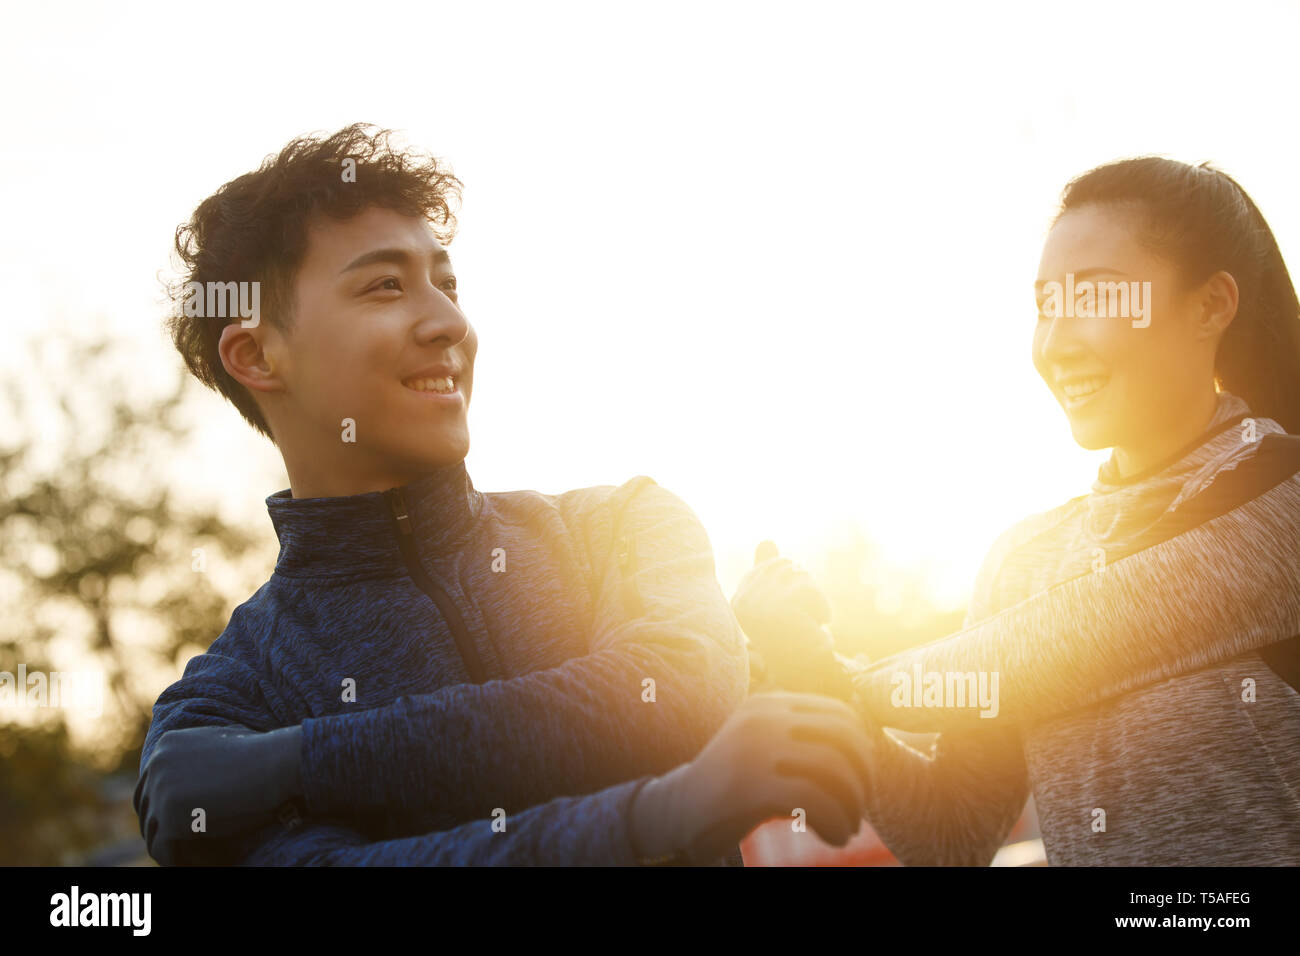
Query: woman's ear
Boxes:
[{"xmin": 1196, "ymin": 270, "xmax": 1240, "ymax": 341}]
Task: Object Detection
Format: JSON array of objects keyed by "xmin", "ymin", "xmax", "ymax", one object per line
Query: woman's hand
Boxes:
[
  {"xmin": 628, "ymin": 691, "xmax": 877, "ymax": 863},
  {"xmin": 731, "ymin": 542, "xmax": 854, "ymax": 699}
]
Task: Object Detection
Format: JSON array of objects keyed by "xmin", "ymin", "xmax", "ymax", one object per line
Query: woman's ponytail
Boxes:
[{"xmin": 1212, "ymin": 172, "xmax": 1300, "ymax": 433}]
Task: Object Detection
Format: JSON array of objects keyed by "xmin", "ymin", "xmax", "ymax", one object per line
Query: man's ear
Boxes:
[
  {"xmin": 1195, "ymin": 270, "xmax": 1239, "ymax": 342},
  {"xmin": 218, "ymin": 322, "xmax": 285, "ymax": 394}
]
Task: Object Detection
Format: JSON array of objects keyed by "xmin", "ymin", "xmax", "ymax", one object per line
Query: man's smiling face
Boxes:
[{"xmin": 262, "ymin": 205, "xmax": 477, "ymax": 495}]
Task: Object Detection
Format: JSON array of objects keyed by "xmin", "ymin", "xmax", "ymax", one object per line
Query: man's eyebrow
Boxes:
[
  {"xmin": 339, "ymin": 247, "xmax": 452, "ymax": 274},
  {"xmin": 1034, "ymin": 267, "xmax": 1129, "ymax": 291}
]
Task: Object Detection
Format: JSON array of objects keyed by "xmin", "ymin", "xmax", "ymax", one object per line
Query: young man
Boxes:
[{"xmin": 134, "ymin": 124, "xmax": 875, "ymax": 865}]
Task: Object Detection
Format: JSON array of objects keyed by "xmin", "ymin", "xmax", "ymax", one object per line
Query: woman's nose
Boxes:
[{"xmin": 1038, "ymin": 314, "xmax": 1079, "ymax": 363}]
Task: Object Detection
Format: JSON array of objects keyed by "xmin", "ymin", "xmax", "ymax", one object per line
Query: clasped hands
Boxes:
[{"xmin": 627, "ymin": 543, "xmax": 891, "ymax": 863}]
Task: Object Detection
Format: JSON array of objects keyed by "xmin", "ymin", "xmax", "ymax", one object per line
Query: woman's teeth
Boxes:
[
  {"xmin": 404, "ymin": 376, "xmax": 457, "ymax": 394},
  {"xmin": 1062, "ymin": 377, "xmax": 1109, "ymax": 402}
]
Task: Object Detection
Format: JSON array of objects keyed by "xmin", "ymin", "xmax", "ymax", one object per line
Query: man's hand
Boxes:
[
  {"xmin": 628, "ymin": 691, "xmax": 877, "ymax": 863},
  {"xmin": 731, "ymin": 542, "xmax": 853, "ymax": 699},
  {"xmin": 134, "ymin": 724, "xmax": 303, "ymax": 865}
]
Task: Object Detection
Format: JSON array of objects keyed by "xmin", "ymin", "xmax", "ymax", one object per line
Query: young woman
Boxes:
[{"xmin": 733, "ymin": 156, "xmax": 1300, "ymax": 865}]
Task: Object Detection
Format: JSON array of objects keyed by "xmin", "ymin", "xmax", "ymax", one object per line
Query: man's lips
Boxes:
[
  {"xmin": 401, "ymin": 367, "xmax": 466, "ymax": 404},
  {"xmin": 403, "ymin": 374, "xmax": 459, "ymax": 395}
]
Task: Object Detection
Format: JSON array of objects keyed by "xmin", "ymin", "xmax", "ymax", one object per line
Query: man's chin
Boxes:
[{"xmin": 408, "ymin": 433, "xmax": 470, "ymax": 471}]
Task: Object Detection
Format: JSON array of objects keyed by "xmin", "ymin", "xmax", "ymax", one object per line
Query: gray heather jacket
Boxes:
[{"xmin": 854, "ymin": 393, "xmax": 1300, "ymax": 865}]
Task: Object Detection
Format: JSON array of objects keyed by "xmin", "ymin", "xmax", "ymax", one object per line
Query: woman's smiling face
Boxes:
[{"xmin": 1033, "ymin": 203, "xmax": 1226, "ymax": 473}]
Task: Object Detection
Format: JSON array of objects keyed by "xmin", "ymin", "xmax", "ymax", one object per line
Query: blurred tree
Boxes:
[{"xmin": 0, "ymin": 334, "xmax": 275, "ymax": 864}]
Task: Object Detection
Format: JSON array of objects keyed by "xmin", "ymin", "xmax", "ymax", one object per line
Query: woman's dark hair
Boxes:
[
  {"xmin": 1053, "ymin": 156, "xmax": 1300, "ymax": 433},
  {"xmin": 165, "ymin": 123, "xmax": 463, "ymax": 441}
]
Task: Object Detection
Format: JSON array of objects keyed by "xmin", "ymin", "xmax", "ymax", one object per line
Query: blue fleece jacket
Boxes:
[{"xmin": 138, "ymin": 463, "xmax": 749, "ymax": 864}]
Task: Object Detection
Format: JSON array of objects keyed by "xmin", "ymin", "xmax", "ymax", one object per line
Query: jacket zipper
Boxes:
[{"xmin": 386, "ymin": 488, "xmax": 488, "ymax": 684}]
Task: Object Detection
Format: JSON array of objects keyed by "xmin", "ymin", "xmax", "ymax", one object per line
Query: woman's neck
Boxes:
[{"xmin": 1112, "ymin": 388, "xmax": 1221, "ymax": 480}]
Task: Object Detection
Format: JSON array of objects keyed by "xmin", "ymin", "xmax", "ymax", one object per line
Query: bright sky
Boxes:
[{"xmin": 3, "ymin": 0, "xmax": 1298, "ymax": 605}]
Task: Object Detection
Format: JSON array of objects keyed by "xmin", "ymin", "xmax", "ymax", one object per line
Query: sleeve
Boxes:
[
  {"xmin": 853, "ymin": 475, "xmax": 1300, "ymax": 733},
  {"xmin": 136, "ymin": 635, "xmax": 300, "ymax": 863},
  {"xmin": 234, "ymin": 775, "xmax": 651, "ymax": 866},
  {"xmin": 140, "ymin": 641, "xmax": 287, "ymax": 771},
  {"xmin": 858, "ymin": 722, "xmax": 1031, "ymax": 866},
  {"xmin": 846, "ymin": 529, "xmax": 1032, "ymax": 866},
  {"xmin": 297, "ymin": 480, "xmax": 750, "ymax": 830}
]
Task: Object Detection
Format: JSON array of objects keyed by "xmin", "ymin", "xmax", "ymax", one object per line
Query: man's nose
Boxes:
[{"xmin": 413, "ymin": 284, "xmax": 470, "ymax": 347}]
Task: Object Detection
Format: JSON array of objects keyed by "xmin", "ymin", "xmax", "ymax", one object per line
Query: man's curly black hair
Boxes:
[{"xmin": 165, "ymin": 124, "xmax": 463, "ymax": 441}]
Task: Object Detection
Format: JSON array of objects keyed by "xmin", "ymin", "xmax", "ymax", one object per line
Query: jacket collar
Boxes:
[
  {"xmin": 265, "ymin": 461, "xmax": 483, "ymax": 577},
  {"xmin": 1083, "ymin": 392, "xmax": 1283, "ymax": 545}
]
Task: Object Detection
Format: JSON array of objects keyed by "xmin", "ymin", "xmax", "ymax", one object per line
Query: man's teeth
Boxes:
[
  {"xmin": 405, "ymin": 376, "xmax": 457, "ymax": 394},
  {"xmin": 1063, "ymin": 377, "xmax": 1108, "ymax": 399}
]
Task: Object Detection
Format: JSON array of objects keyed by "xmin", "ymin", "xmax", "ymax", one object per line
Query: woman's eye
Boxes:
[{"xmin": 442, "ymin": 276, "xmax": 458, "ymax": 293}]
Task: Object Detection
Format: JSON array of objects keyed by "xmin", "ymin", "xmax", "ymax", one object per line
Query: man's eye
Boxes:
[{"xmin": 372, "ymin": 277, "xmax": 402, "ymax": 292}]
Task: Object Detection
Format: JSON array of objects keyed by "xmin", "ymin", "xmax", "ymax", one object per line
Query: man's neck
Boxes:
[{"xmin": 281, "ymin": 450, "xmax": 422, "ymax": 500}]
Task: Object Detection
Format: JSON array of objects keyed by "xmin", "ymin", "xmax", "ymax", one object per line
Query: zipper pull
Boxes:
[{"xmin": 387, "ymin": 489, "xmax": 413, "ymax": 536}]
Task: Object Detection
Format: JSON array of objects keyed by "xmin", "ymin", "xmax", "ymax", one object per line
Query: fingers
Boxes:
[
  {"xmin": 772, "ymin": 777, "xmax": 861, "ymax": 848},
  {"xmin": 769, "ymin": 564, "xmax": 832, "ymax": 625},
  {"xmin": 794, "ymin": 583, "xmax": 833, "ymax": 627},
  {"xmin": 748, "ymin": 691, "xmax": 877, "ymax": 808},
  {"xmin": 774, "ymin": 744, "xmax": 865, "ymax": 825},
  {"xmin": 684, "ymin": 788, "xmax": 853, "ymax": 862},
  {"xmin": 787, "ymin": 717, "xmax": 876, "ymax": 798},
  {"xmin": 735, "ymin": 557, "xmax": 794, "ymax": 599},
  {"xmin": 787, "ymin": 691, "xmax": 877, "ymax": 745},
  {"xmin": 740, "ymin": 559, "xmax": 832, "ymax": 625},
  {"xmin": 706, "ymin": 771, "xmax": 857, "ymax": 852},
  {"xmin": 745, "ymin": 690, "xmax": 846, "ymax": 717},
  {"xmin": 763, "ymin": 700, "xmax": 875, "ymax": 848},
  {"xmin": 782, "ymin": 699, "xmax": 876, "ymax": 793},
  {"xmin": 764, "ymin": 689, "xmax": 860, "ymax": 721}
]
